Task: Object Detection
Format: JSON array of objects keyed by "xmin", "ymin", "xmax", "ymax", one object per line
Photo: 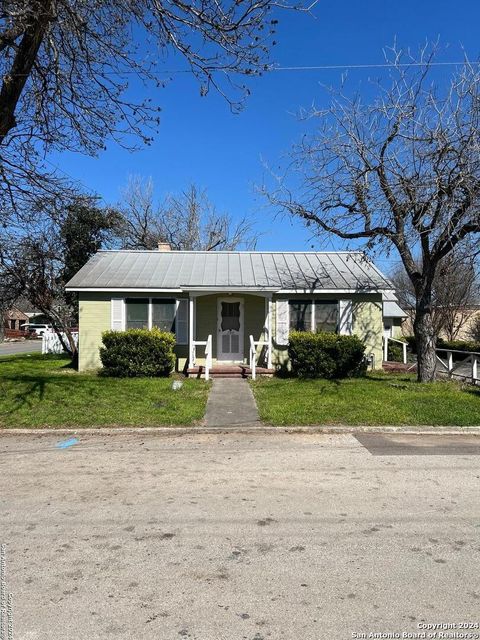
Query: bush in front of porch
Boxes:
[
  {"xmin": 100, "ymin": 329, "xmax": 176, "ymax": 377},
  {"xmin": 288, "ymin": 331, "xmax": 366, "ymax": 379}
]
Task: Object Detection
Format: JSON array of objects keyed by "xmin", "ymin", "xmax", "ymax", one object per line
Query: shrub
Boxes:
[
  {"xmin": 436, "ymin": 337, "xmax": 480, "ymax": 360},
  {"xmin": 288, "ymin": 331, "xmax": 366, "ymax": 379},
  {"xmin": 468, "ymin": 315, "xmax": 480, "ymax": 342},
  {"xmin": 100, "ymin": 328, "xmax": 176, "ymax": 377},
  {"xmin": 404, "ymin": 335, "xmax": 480, "ymax": 360},
  {"xmin": 387, "ymin": 342, "xmax": 404, "ymax": 362}
]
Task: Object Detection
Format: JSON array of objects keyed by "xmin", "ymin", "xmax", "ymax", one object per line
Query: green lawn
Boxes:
[
  {"xmin": 0, "ymin": 353, "xmax": 210, "ymax": 428},
  {"xmin": 251, "ymin": 374, "xmax": 480, "ymax": 426}
]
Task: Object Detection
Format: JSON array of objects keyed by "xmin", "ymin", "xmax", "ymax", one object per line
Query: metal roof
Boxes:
[
  {"xmin": 383, "ymin": 300, "xmax": 408, "ymax": 318},
  {"xmin": 65, "ymin": 250, "xmax": 392, "ymax": 292}
]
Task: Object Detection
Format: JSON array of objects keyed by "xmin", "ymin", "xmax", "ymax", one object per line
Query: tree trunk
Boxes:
[
  {"xmin": 413, "ymin": 304, "xmax": 437, "ymax": 382},
  {"xmin": 0, "ymin": 305, "xmax": 5, "ymax": 343}
]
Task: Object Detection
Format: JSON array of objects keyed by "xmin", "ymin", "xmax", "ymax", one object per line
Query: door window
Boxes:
[{"xmin": 221, "ymin": 302, "xmax": 240, "ymax": 332}]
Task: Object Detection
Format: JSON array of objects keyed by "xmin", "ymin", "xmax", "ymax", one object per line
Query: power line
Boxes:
[{"xmin": 273, "ymin": 61, "xmax": 479, "ymax": 71}]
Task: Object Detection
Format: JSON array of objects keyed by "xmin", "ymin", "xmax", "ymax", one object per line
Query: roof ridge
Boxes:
[{"xmin": 97, "ymin": 249, "xmax": 367, "ymax": 255}]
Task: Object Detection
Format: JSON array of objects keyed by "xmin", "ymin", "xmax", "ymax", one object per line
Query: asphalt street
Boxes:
[
  {"xmin": 0, "ymin": 339, "xmax": 42, "ymax": 356},
  {"xmin": 1, "ymin": 431, "xmax": 479, "ymax": 640}
]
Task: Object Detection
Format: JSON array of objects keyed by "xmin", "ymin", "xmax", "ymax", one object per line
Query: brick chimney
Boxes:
[{"xmin": 158, "ymin": 242, "xmax": 172, "ymax": 252}]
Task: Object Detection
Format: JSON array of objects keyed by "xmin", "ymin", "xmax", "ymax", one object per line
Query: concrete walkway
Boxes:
[{"xmin": 204, "ymin": 378, "xmax": 260, "ymax": 427}]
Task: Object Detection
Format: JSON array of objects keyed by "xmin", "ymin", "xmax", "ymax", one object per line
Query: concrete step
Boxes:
[{"xmin": 187, "ymin": 365, "xmax": 274, "ymax": 379}]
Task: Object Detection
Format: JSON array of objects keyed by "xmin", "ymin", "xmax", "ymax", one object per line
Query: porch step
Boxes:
[
  {"xmin": 382, "ymin": 360, "xmax": 417, "ymax": 373},
  {"xmin": 187, "ymin": 365, "xmax": 274, "ymax": 379}
]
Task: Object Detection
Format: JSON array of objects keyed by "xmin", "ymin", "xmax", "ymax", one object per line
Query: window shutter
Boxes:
[
  {"xmin": 276, "ymin": 299, "xmax": 289, "ymax": 345},
  {"xmin": 338, "ymin": 300, "xmax": 353, "ymax": 335},
  {"xmin": 111, "ymin": 298, "xmax": 124, "ymax": 331},
  {"xmin": 175, "ymin": 299, "xmax": 188, "ymax": 344}
]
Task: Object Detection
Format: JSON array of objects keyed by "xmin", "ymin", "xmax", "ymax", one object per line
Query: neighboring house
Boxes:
[
  {"xmin": 400, "ymin": 304, "xmax": 480, "ymax": 341},
  {"xmin": 66, "ymin": 247, "xmax": 396, "ymax": 373},
  {"xmin": 4, "ymin": 306, "xmax": 29, "ymax": 332},
  {"xmin": 383, "ymin": 297, "xmax": 408, "ymax": 340}
]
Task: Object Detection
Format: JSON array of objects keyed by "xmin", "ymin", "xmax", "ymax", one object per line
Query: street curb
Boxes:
[{"xmin": 1, "ymin": 424, "xmax": 480, "ymax": 436}]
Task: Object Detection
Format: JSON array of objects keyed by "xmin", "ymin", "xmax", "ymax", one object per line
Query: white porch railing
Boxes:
[
  {"xmin": 42, "ymin": 330, "xmax": 78, "ymax": 355},
  {"xmin": 190, "ymin": 334, "xmax": 212, "ymax": 380},
  {"xmin": 435, "ymin": 348, "xmax": 479, "ymax": 385},
  {"xmin": 249, "ymin": 335, "xmax": 268, "ymax": 380},
  {"xmin": 383, "ymin": 336, "xmax": 408, "ymax": 364}
]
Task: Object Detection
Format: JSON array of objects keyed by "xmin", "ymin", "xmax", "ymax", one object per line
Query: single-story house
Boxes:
[
  {"xmin": 4, "ymin": 306, "xmax": 29, "ymax": 332},
  {"xmin": 66, "ymin": 247, "xmax": 396, "ymax": 373}
]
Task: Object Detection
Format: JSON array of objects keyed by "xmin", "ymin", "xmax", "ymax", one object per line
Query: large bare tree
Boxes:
[
  {"xmin": 268, "ymin": 44, "xmax": 480, "ymax": 381},
  {"xmin": 116, "ymin": 178, "xmax": 258, "ymax": 250},
  {"xmin": 0, "ymin": 0, "xmax": 301, "ymax": 218}
]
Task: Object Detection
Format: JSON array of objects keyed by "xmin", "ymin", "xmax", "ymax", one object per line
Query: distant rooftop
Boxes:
[{"xmin": 66, "ymin": 250, "xmax": 393, "ymax": 292}]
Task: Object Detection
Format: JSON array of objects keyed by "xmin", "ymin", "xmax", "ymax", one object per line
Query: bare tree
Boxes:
[
  {"xmin": 0, "ymin": 0, "xmax": 302, "ymax": 220},
  {"xmin": 116, "ymin": 178, "xmax": 258, "ymax": 251},
  {"xmin": 267, "ymin": 43, "xmax": 480, "ymax": 381},
  {"xmin": 391, "ymin": 252, "xmax": 479, "ymax": 341},
  {"xmin": 0, "ymin": 199, "xmax": 118, "ymax": 361}
]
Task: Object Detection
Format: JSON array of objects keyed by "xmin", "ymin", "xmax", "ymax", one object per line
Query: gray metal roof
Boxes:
[
  {"xmin": 65, "ymin": 250, "xmax": 392, "ymax": 292},
  {"xmin": 383, "ymin": 300, "xmax": 408, "ymax": 318}
]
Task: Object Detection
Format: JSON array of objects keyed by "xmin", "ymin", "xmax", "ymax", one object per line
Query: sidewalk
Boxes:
[{"xmin": 204, "ymin": 378, "xmax": 261, "ymax": 427}]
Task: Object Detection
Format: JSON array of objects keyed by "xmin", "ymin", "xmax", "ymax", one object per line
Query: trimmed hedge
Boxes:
[
  {"xmin": 288, "ymin": 331, "xmax": 366, "ymax": 379},
  {"xmin": 100, "ymin": 328, "xmax": 176, "ymax": 377}
]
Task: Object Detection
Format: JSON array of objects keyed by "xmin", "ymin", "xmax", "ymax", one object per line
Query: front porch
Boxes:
[{"xmin": 186, "ymin": 292, "xmax": 273, "ymax": 379}]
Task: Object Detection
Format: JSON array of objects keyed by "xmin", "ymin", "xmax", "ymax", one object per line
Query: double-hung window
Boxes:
[
  {"xmin": 288, "ymin": 300, "xmax": 339, "ymax": 333},
  {"xmin": 152, "ymin": 299, "xmax": 176, "ymax": 333},
  {"xmin": 125, "ymin": 298, "xmax": 149, "ymax": 330},
  {"xmin": 124, "ymin": 298, "xmax": 177, "ymax": 333}
]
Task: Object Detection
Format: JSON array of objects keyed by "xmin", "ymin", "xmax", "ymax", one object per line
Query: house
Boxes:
[
  {"xmin": 383, "ymin": 297, "xmax": 408, "ymax": 339},
  {"xmin": 65, "ymin": 247, "xmax": 395, "ymax": 373},
  {"xmin": 4, "ymin": 306, "xmax": 29, "ymax": 333}
]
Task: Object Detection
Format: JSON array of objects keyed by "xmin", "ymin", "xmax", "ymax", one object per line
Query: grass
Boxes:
[
  {"xmin": 250, "ymin": 373, "xmax": 480, "ymax": 426},
  {"xmin": 0, "ymin": 353, "xmax": 210, "ymax": 428}
]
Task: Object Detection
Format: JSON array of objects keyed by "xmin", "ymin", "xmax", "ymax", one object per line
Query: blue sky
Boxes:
[{"xmin": 50, "ymin": 0, "xmax": 479, "ymax": 273}]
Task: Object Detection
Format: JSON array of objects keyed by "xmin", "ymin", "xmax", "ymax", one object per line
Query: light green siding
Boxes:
[
  {"xmin": 78, "ymin": 293, "xmax": 110, "ymax": 371},
  {"xmin": 271, "ymin": 294, "xmax": 384, "ymax": 370},
  {"xmin": 78, "ymin": 291, "xmax": 384, "ymax": 372},
  {"xmin": 78, "ymin": 292, "xmax": 190, "ymax": 372},
  {"xmin": 352, "ymin": 297, "xmax": 383, "ymax": 368}
]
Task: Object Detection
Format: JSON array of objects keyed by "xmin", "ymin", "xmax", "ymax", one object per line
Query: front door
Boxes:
[{"xmin": 217, "ymin": 298, "xmax": 244, "ymax": 361}]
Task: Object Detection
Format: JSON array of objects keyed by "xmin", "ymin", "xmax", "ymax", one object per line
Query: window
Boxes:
[
  {"xmin": 315, "ymin": 301, "xmax": 338, "ymax": 333},
  {"xmin": 125, "ymin": 298, "xmax": 149, "ymax": 330},
  {"xmin": 288, "ymin": 300, "xmax": 339, "ymax": 333},
  {"xmin": 220, "ymin": 301, "xmax": 241, "ymax": 332},
  {"xmin": 289, "ymin": 301, "xmax": 312, "ymax": 331},
  {"xmin": 152, "ymin": 299, "xmax": 176, "ymax": 333},
  {"xmin": 10, "ymin": 319, "xmax": 16, "ymax": 330}
]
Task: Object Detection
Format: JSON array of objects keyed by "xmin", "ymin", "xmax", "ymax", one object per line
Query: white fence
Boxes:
[
  {"xmin": 42, "ymin": 331, "xmax": 78, "ymax": 355},
  {"xmin": 435, "ymin": 348, "xmax": 479, "ymax": 385}
]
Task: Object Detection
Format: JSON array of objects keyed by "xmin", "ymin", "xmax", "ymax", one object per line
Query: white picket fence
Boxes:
[{"xmin": 42, "ymin": 330, "xmax": 79, "ymax": 355}]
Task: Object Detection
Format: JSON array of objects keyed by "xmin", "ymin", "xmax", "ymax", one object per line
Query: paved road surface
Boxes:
[
  {"xmin": 0, "ymin": 339, "xmax": 42, "ymax": 356},
  {"xmin": 1, "ymin": 432, "xmax": 479, "ymax": 640}
]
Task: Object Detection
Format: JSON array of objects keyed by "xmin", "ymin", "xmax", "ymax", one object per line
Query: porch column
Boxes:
[
  {"xmin": 267, "ymin": 295, "xmax": 273, "ymax": 369},
  {"xmin": 188, "ymin": 295, "xmax": 194, "ymax": 368}
]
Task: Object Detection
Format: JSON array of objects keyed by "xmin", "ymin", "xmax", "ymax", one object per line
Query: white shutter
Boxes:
[
  {"xmin": 111, "ymin": 298, "xmax": 124, "ymax": 331},
  {"xmin": 175, "ymin": 299, "xmax": 188, "ymax": 344},
  {"xmin": 276, "ymin": 299, "xmax": 289, "ymax": 345},
  {"xmin": 339, "ymin": 299, "xmax": 353, "ymax": 335}
]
